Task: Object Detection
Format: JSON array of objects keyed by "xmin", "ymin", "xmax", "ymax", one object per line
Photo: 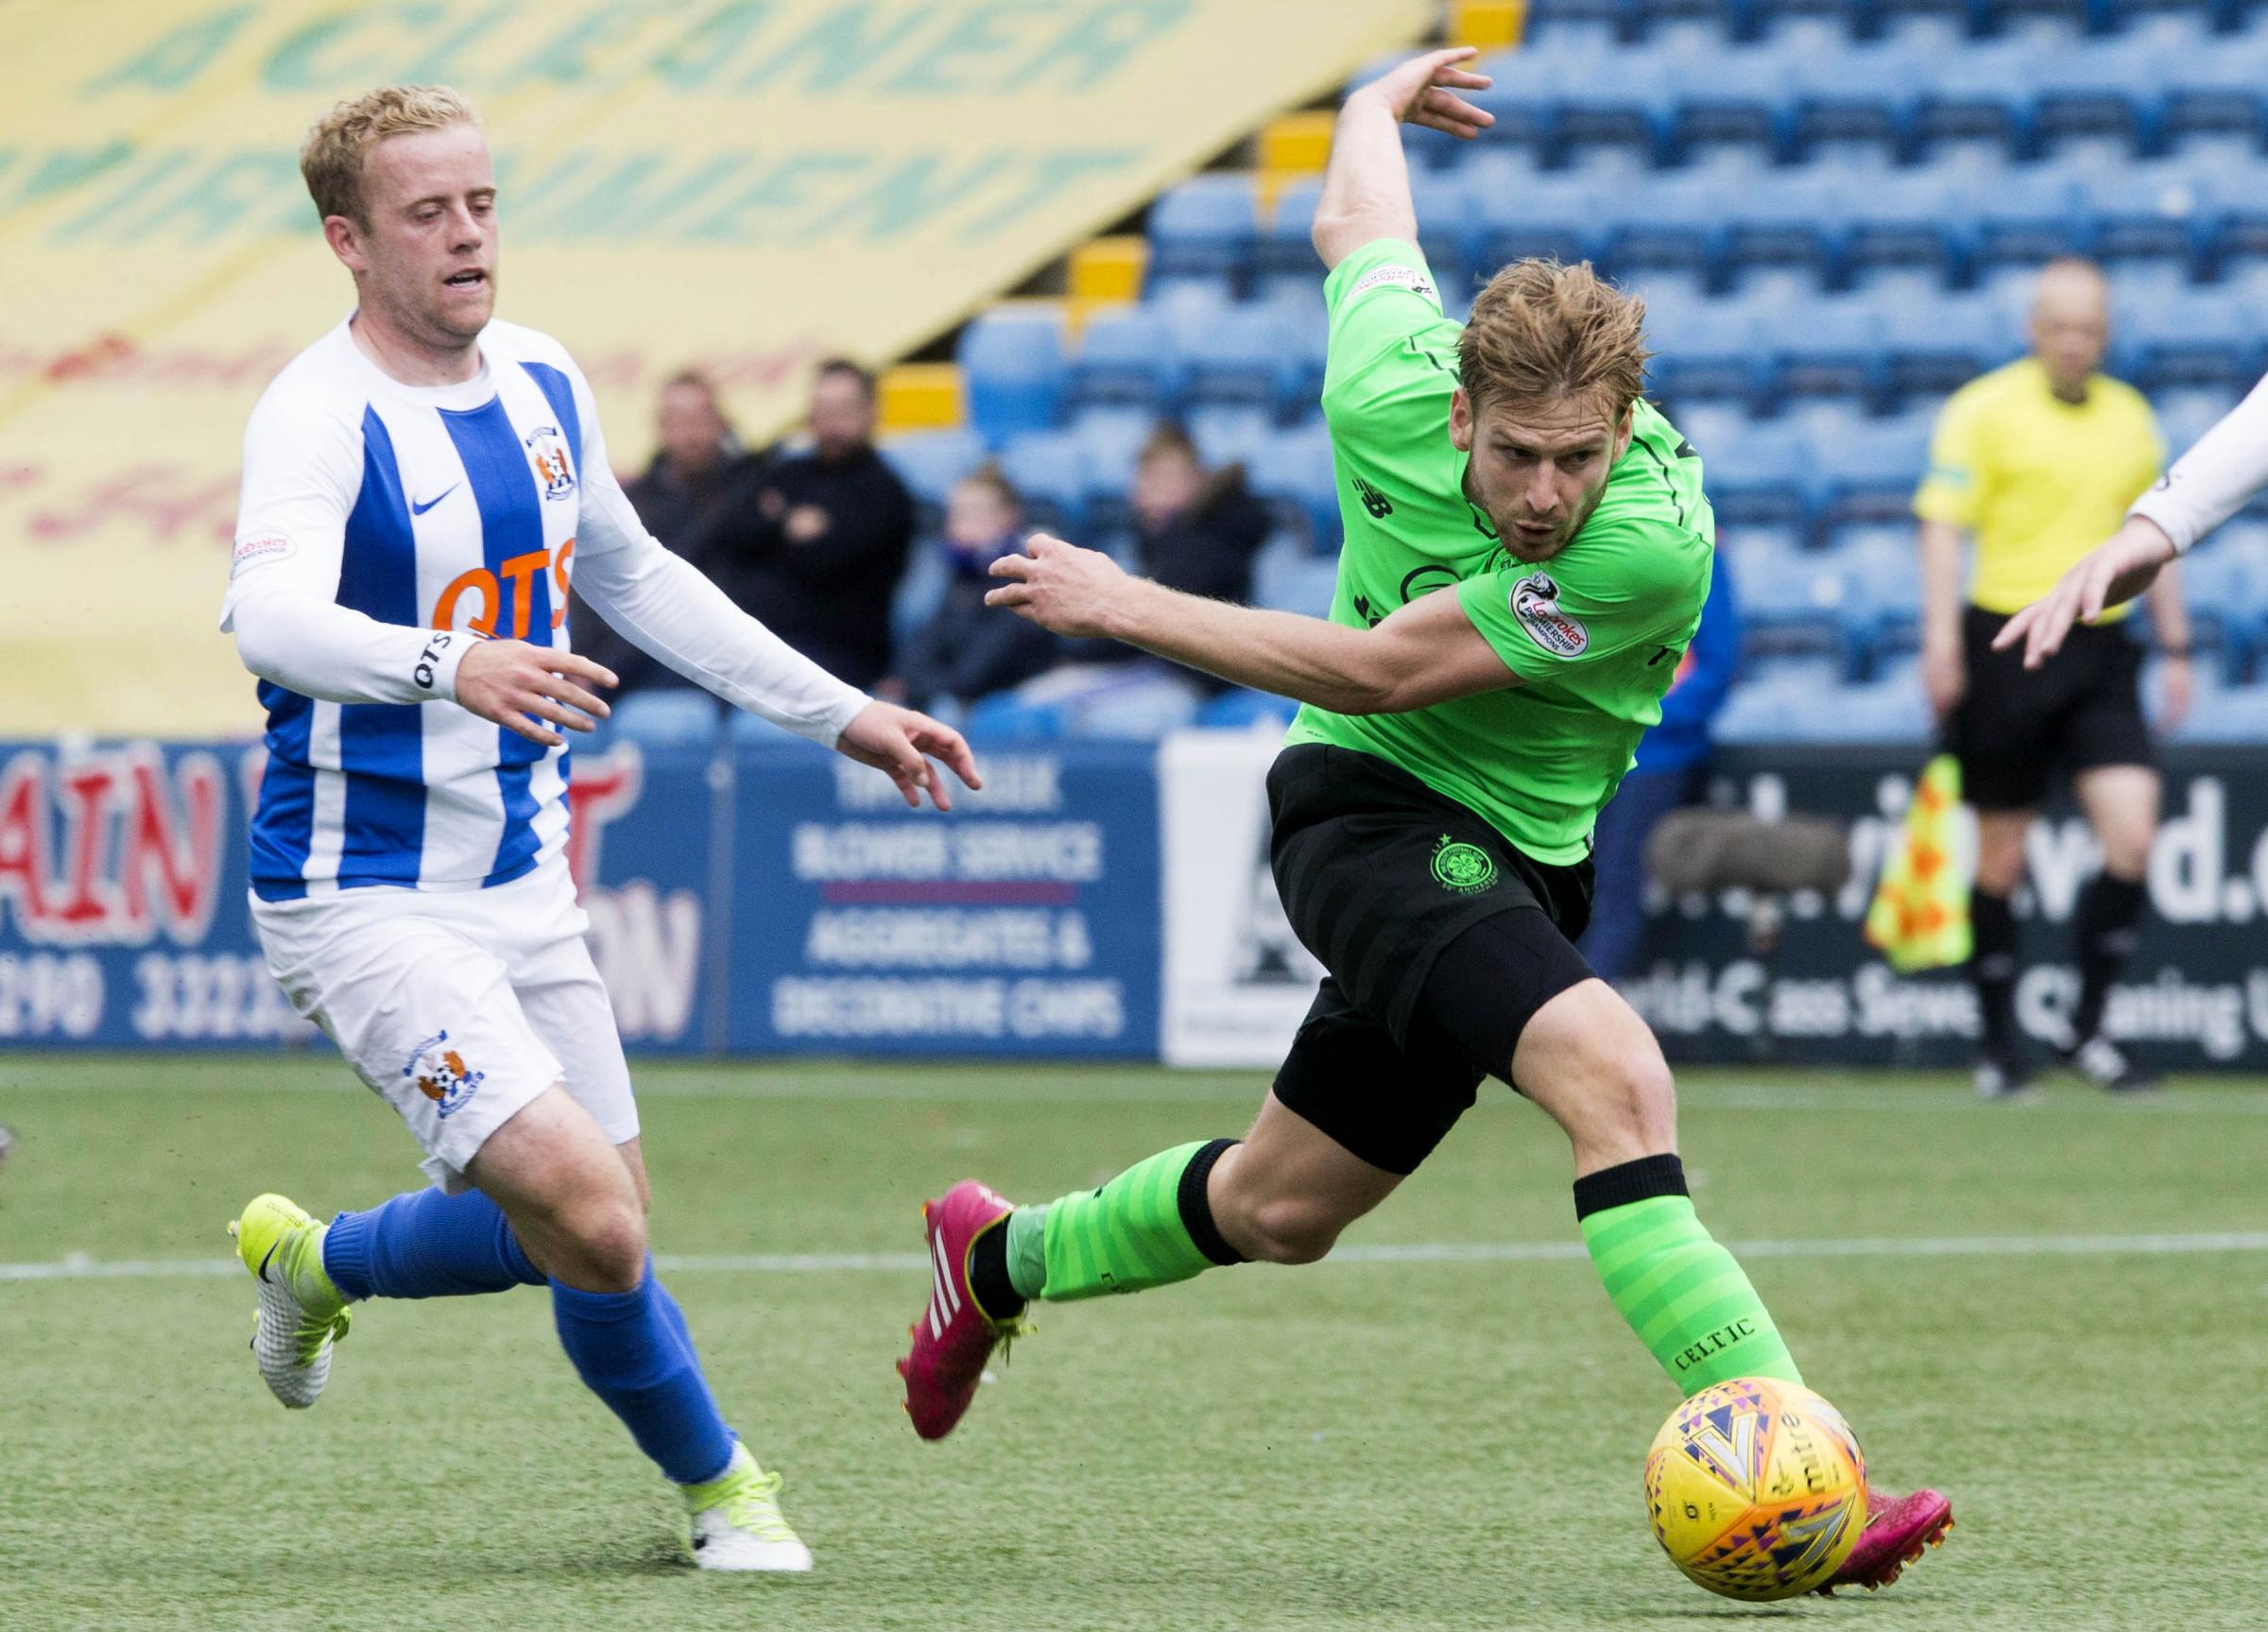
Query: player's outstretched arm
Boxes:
[
  {"xmin": 835, "ymin": 702, "xmax": 982, "ymax": 812},
  {"xmin": 988, "ymin": 533, "xmax": 1516, "ymax": 713},
  {"xmin": 1313, "ymin": 48, "xmax": 1493, "ymax": 271},
  {"xmin": 1993, "ymin": 518, "xmax": 2177, "ymax": 669}
]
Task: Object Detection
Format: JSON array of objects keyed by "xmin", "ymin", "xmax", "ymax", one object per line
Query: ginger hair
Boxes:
[
  {"xmin": 1457, "ymin": 259, "xmax": 1651, "ymax": 421},
  {"xmin": 300, "ymin": 84, "xmax": 481, "ymax": 226}
]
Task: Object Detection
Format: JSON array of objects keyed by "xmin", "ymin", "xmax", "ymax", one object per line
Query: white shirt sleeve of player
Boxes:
[
  {"xmin": 561, "ymin": 364, "xmax": 870, "ymax": 746},
  {"xmin": 221, "ymin": 382, "xmax": 472, "ymax": 705},
  {"xmin": 2126, "ymin": 369, "xmax": 2268, "ymax": 555}
]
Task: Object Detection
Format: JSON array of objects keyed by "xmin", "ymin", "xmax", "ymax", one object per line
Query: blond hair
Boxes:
[
  {"xmin": 1457, "ymin": 260, "xmax": 1651, "ymax": 421},
  {"xmin": 300, "ymin": 85, "xmax": 480, "ymax": 226}
]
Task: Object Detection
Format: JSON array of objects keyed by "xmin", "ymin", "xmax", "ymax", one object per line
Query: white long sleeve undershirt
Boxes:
[{"xmin": 2127, "ymin": 369, "xmax": 2268, "ymax": 555}]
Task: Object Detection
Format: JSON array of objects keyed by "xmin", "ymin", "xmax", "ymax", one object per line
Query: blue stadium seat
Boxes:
[
  {"xmin": 998, "ymin": 430, "xmax": 1090, "ymax": 534},
  {"xmin": 1880, "ymin": 290, "xmax": 2017, "ymax": 403},
  {"xmin": 1702, "ymin": 426, "xmax": 1815, "ymax": 528},
  {"xmin": 2157, "ymin": 29, "xmax": 2268, "ymax": 159},
  {"xmin": 1839, "ymin": 169, "xmax": 1967, "ymax": 292},
  {"xmin": 889, "ymin": 538, "xmax": 950, "ymax": 652},
  {"xmin": 1409, "ymin": 171, "xmax": 1478, "ymax": 302},
  {"xmin": 2084, "ymin": 163, "xmax": 2211, "ymax": 283},
  {"xmin": 1172, "ymin": 301, "xmax": 1302, "ymax": 414},
  {"xmin": 1553, "ymin": 48, "xmax": 1684, "ymax": 166},
  {"xmin": 1471, "ymin": 175, "xmax": 1605, "ymax": 282},
  {"xmin": 1601, "ymin": 174, "xmax": 1738, "ymax": 296},
  {"xmin": 2123, "ymin": 288, "xmax": 2260, "ymax": 394},
  {"xmin": 1787, "ymin": 42, "xmax": 1925, "ymax": 163},
  {"xmin": 1246, "ymin": 424, "xmax": 1341, "ymax": 552},
  {"xmin": 612, "ymin": 689, "xmax": 721, "ymax": 749},
  {"xmin": 1069, "ymin": 306, "xmax": 1181, "ymax": 414},
  {"xmin": 1967, "ymin": 166, "xmax": 2088, "ymax": 281},
  {"xmin": 1521, "ymin": 0, "xmax": 1638, "ymax": 50},
  {"xmin": 1253, "ymin": 545, "xmax": 1341, "ymax": 618},
  {"xmin": 1913, "ymin": 41, "xmax": 2040, "ymax": 161},
  {"xmin": 1253, "ymin": 179, "xmax": 1323, "ymax": 302},
  {"xmin": 1773, "ymin": 298, "xmax": 1891, "ymax": 406},
  {"xmin": 1667, "ymin": 54, "xmax": 1796, "ymax": 167},
  {"xmin": 1146, "ymin": 174, "xmax": 1260, "ymax": 297},
  {"xmin": 1067, "ymin": 405, "xmax": 1160, "ymax": 539},
  {"xmin": 2030, "ymin": 40, "xmax": 2165, "ymax": 160},
  {"xmin": 1183, "ymin": 404, "xmax": 1277, "ymax": 471},
  {"xmin": 1722, "ymin": 174, "xmax": 1854, "ymax": 292},
  {"xmin": 959, "ymin": 307, "xmax": 1067, "ymax": 445},
  {"xmin": 883, "ymin": 428, "xmax": 985, "ymax": 516},
  {"xmin": 1646, "ymin": 296, "xmax": 1768, "ymax": 406},
  {"xmin": 1195, "ymin": 687, "xmax": 1300, "ymax": 730},
  {"xmin": 1813, "ymin": 418, "xmax": 1931, "ymax": 528}
]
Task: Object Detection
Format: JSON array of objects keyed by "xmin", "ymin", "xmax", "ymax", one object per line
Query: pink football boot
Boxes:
[
  {"xmin": 1821, "ymin": 1487, "xmax": 1954, "ymax": 1593},
  {"xmin": 898, "ymin": 1180, "xmax": 1026, "ymax": 1441}
]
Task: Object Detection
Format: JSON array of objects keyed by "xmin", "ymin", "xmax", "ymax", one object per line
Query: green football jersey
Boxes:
[{"xmin": 1282, "ymin": 238, "xmax": 1716, "ymax": 866}]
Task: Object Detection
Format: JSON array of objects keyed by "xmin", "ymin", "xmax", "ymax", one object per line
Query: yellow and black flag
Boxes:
[{"xmin": 1864, "ymin": 755, "xmax": 1972, "ymax": 972}]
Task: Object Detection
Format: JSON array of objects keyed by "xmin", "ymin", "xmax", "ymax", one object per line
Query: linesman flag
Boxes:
[{"xmin": 1864, "ymin": 755, "xmax": 1972, "ymax": 972}]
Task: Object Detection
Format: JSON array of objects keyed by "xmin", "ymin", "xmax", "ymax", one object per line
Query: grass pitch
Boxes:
[{"xmin": 2, "ymin": 1054, "xmax": 2264, "ymax": 1631}]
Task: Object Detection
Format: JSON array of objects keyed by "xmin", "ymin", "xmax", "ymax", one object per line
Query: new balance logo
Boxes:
[{"xmin": 1352, "ymin": 476, "xmax": 1393, "ymax": 518}]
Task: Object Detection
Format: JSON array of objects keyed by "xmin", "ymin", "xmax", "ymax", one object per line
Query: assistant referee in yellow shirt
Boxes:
[{"xmin": 1913, "ymin": 257, "xmax": 2191, "ymax": 1098}]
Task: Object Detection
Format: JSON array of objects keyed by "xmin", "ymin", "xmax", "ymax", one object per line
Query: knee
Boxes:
[
  {"xmin": 1580, "ymin": 1053, "xmax": 1678, "ymax": 1161},
  {"xmin": 1232, "ymin": 1194, "xmax": 1348, "ymax": 1265},
  {"xmin": 555, "ymin": 1196, "xmax": 648, "ymax": 1292}
]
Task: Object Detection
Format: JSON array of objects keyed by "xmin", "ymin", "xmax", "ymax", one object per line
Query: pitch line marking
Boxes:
[{"xmin": 7, "ymin": 1229, "xmax": 2268, "ymax": 1282}]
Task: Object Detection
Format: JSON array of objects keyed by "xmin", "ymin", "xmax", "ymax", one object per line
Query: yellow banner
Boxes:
[{"xmin": 0, "ymin": 0, "xmax": 1427, "ymax": 737}]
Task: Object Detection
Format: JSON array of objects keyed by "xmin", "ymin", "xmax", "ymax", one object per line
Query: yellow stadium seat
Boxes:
[
  {"xmin": 878, "ymin": 363, "xmax": 965, "ymax": 434},
  {"xmin": 1257, "ymin": 111, "xmax": 1337, "ymax": 214},
  {"xmin": 1451, "ymin": 0, "xmax": 1526, "ymax": 50},
  {"xmin": 1069, "ymin": 236, "xmax": 1148, "ymax": 306}
]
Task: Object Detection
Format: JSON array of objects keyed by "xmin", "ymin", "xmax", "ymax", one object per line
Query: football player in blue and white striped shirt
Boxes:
[{"xmin": 220, "ymin": 84, "xmax": 978, "ymax": 1572}]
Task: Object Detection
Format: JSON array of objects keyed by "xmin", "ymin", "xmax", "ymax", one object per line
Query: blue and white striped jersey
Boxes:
[{"xmin": 222, "ymin": 316, "xmax": 865, "ymax": 902}]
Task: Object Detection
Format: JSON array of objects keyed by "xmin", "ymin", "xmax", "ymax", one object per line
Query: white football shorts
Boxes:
[{"xmin": 250, "ymin": 857, "xmax": 638, "ymax": 1192}]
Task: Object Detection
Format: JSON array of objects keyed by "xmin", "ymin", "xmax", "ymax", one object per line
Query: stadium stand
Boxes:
[{"xmin": 875, "ymin": 0, "xmax": 2268, "ymax": 746}]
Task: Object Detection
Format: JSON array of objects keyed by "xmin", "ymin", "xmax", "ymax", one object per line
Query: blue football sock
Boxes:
[
  {"xmin": 550, "ymin": 1263, "xmax": 736, "ymax": 1486},
  {"xmin": 320, "ymin": 1187, "xmax": 543, "ymax": 1303}
]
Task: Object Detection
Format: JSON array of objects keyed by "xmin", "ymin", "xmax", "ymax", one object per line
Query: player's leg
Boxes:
[
  {"xmin": 2067, "ymin": 763, "xmax": 2159, "ymax": 1089},
  {"xmin": 2053, "ymin": 626, "xmax": 2161, "ymax": 1087},
  {"xmin": 1969, "ymin": 807, "xmax": 2036, "ymax": 1096}
]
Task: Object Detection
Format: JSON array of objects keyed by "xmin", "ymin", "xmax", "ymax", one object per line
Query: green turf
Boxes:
[{"xmin": 2, "ymin": 1054, "xmax": 2264, "ymax": 1630}]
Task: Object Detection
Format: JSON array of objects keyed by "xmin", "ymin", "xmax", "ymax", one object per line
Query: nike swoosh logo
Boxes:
[
  {"xmin": 256, "ymin": 1242, "xmax": 279, "ymax": 1284},
  {"xmin": 410, "ymin": 484, "xmax": 460, "ymax": 516}
]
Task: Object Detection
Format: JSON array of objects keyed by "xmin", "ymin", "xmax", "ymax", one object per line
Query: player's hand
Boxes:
[
  {"xmin": 1921, "ymin": 639, "xmax": 1965, "ymax": 720},
  {"xmin": 986, "ymin": 532, "xmax": 1129, "ymax": 640},
  {"xmin": 2157, "ymin": 652, "xmax": 2196, "ymax": 733},
  {"xmin": 1993, "ymin": 519, "xmax": 2177, "ymax": 669},
  {"xmin": 455, "ymin": 639, "xmax": 616, "ymax": 747},
  {"xmin": 1352, "ymin": 47, "xmax": 1494, "ymax": 139},
  {"xmin": 835, "ymin": 700, "xmax": 982, "ymax": 812}
]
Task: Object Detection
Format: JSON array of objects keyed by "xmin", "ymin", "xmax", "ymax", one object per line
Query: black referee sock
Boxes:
[
  {"xmin": 1967, "ymin": 888, "xmax": 2020, "ymax": 1060},
  {"xmin": 2071, "ymin": 874, "xmax": 2147, "ymax": 1045}
]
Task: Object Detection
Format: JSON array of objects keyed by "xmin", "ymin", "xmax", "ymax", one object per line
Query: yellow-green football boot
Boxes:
[
  {"xmin": 228, "ymin": 1193, "xmax": 352, "ymax": 1409},
  {"xmin": 681, "ymin": 1444, "xmax": 814, "ymax": 1572}
]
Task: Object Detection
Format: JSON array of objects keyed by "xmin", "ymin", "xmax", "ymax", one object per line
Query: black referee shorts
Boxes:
[
  {"xmin": 1263, "ymin": 744, "xmax": 1598, "ymax": 1175},
  {"xmin": 1950, "ymin": 604, "xmax": 2154, "ymax": 813}
]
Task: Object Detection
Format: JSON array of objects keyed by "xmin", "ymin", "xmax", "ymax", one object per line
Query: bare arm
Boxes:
[
  {"xmin": 1916, "ymin": 519, "xmax": 1967, "ymax": 718},
  {"xmin": 1313, "ymin": 49, "xmax": 1493, "ymax": 271},
  {"xmin": 988, "ymin": 533, "xmax": 1517, "ymax": 714}
]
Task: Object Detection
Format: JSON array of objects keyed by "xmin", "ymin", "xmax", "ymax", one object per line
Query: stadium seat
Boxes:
[
  {"xmin": 1880, "ymin": 289, "xmax": 2017, "ymax": 404},
  {"xmin": 1173, "ymin": 301, "xmax": 1304, "ymax": 415},
  {"xmin": 1645, "ymin": 295, "xmax": 1768, "ymax": 406},
  {"xmin": 2123, "ymin": 288, "xmax": 2260, "ymax": 394},
  {"xmin": 959, "ymin": 306, "xmax": 1068, "ymax": 445},
  {"xmin": 611, "ymin": 690, "xmax": 721, "ymax": 750},
  {"xmin": 1253, "ymin": 178, "xmax": 1324, "ymax": 302},
  {"xmin": 1775, "ymin": 298, "xmax": 1892, "ymax": 407},
  {"xmin": 1253, "ymin": 544, "xmax": 1342, "ymax": 618},
  {"xmin": 1967, "ymin": 167, "xmax": 2089, "ymax": 280},
  {"xmin": 1787, "ymin": 42, "xmax": 1925, "ymax": 163},
  {"xmin": 1700, "ymin": 425, "xmax": 1815, "ymax": 528},
  {"xmin": 1839, "ymin": 170, "xmax": 1967, "ymax": 294},
  {"xmin": 1069, "ymin": 305, "xmax": 1181, "ymax": 414},
  {"xmin": 1813, "ymin": 417, "xmax": 1931, "ymax": 529},
  {"xmin": 1553, "ymin": 49, "xmax": 1685, "ymax": 166},
  {"xmin": 1146, "ymin": 174, "xmax": 1260, "ymax": 298},
  {"xmin": 889, "ymin": 539, "xmax": 950, "ymax": 652},
  {"xmin": 1470, "ymin": 175, "xmax": 1606, "ymax": 283},
  {"xmin": 2031, "ymin": 41, "xmax": 2164, "ymax": 161},
  {"xmin": 998, "ymin": 429, "xmax": 1090, "ymax": 534},
  {"xmin": 1601, "ymin": 174, "xmax": 1740, "ymax": 297},
  {"xmin": 1246, "ymin": 423, "xmax": 1342, "ymax": 551},
  {"xmin": 2084, "ymin": 162, "xmax": 2211, "ymax": 283},
  {"xmin": 1912, "ymin": 41, "xmax": 2040, "ymax": 162},
  {"xmin": 1722, "ymin": 175, "xmax": 1854, "ymax": 293},
  {"xmin": 883, "ymin": 428, "xmax": 985, "ymax": 517}
]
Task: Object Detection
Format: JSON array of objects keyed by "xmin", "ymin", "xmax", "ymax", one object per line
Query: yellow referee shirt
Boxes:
[{"xmin": 1912, "ymin": 358, "xmax": 2164, "ymax": 621}]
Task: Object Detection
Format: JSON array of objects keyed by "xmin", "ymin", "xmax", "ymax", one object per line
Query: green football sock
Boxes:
[
  {"xmin": 1576, "ymin": 1155, "xmax": 1802, "ymax": 1396},
  {"xmin": 1006, "ymin": 1139, "xmax": 1245, "ymax": 1303}
]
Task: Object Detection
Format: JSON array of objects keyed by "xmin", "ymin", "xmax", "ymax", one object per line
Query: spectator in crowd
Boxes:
[
  {"xmin": 566, "ymin": 369, "xmax": 755, "ymax": 694},
  {"xmin": 1580, "ymin": 557, "xmax": 1742, "ymax": 984},
  {"xmin": 1075, "ymin": 423, "xmax": 1271, "ymax": 682},
  {"xmin": 701, "ymin": 359, "xmax": 915, "ymax": 690},
  {"xmin": 1914, "ymin": 256, "xmax": 2188, "ymax": 1097},
  {"xmin": 890, "ymin": 466, "xmax": 1061, "ymax": 713}
]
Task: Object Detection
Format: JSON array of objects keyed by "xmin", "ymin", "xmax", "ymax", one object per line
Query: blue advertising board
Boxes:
[{"xmin": 724, "ymin": 737, "xmax": 1160, "ymax": 1057}]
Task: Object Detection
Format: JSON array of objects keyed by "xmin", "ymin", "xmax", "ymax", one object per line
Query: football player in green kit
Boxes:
[{"xmin": 899, "ymin": 48, "xmax": 1950, "ymax": 1594}]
